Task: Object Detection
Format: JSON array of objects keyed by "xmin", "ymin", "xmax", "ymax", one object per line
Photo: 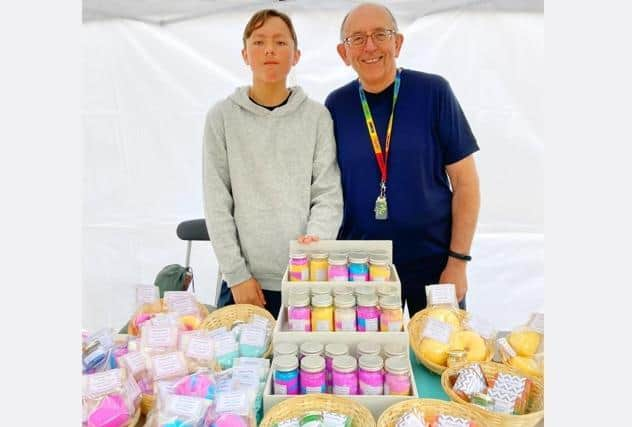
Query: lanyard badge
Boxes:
[{"xmin": 358, "ymin": 69, "xmax": 401, "ymax": 220}]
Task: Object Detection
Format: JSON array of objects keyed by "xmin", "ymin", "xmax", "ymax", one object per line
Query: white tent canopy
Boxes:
[{"xmin": 81, "ymin": 0, "xmax": 544, "ymax": 333}]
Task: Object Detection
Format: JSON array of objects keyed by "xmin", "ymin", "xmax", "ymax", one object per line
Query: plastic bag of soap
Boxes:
[
  {"xmin": 146, "ymin": 394, "xmax": 212, "ymax": 427},
  {"xmin": 206, "ymin": 389, "xmax": 256, "ymax": 427},
  {"xmin": 82, "ymin": 369, "xmax": 135, "ymax": 427},
  {"xmin": 498, "ymin": 312, "xmax": 544, "ymax": 378},
  {"xmin": 141, "ymin": 324, "xmax": 180, "ymax": 355},
  {"xmin": 180, "ymin": 330, "xmax": 217, "ymax": 372}
]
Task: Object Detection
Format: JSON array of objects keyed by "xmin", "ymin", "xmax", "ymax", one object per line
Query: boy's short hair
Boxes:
[{"xmin": 243, "ymin": 9, "xmax": 298, "ymax": 49}]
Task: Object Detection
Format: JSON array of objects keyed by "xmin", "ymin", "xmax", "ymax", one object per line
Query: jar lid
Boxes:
[
  {"xmin": 288, "ymin": 293, "xmax": 310, "ymax": 307},
  {"xmin": 383, "ymin": 343, "xmax": 407, "ymax": 358},
  {"xmin": 325, "ymin": 343, "xmax": 349, "ymax": 358},
  {"xmin": 275, "ymin": 355, "xmax": 299, "ymax": 371},
  {"xmin": 290, "ymin": 251, "xmax": 307, "ymax": 259},
  {"xmin": 289, "ymin": 287, "xmax": 310, "ymax": 297},
  {"xmin": 301, "ymin": 355, "xmax": 325, "ymax": 373},
  {"xmin": 385, "ymin": 356, "xmax": 409, "ymax": 375},
  {"xmin": 358, "ymin": 354, "xmax": 383, "ymax": 371},
  {"xmin": 312, "ymin": 294, "xmax": 333, "ymax": 307},
  {"xmin": 368, "ymin": 254, "xmax": 389, "ymax": 265},
  {"xmin": 333, "ymin": 286, "xmax": 353, "ymax": 297},
  {"xmin": 310, "ymin": 251, "xmax": 328, "ymax": 260},
  {"xmin": 333, "ymin": 355, "xmax": 357, "ymax": 373},
  {"xmin": 348, "ymin": 251, "xmax": 369, "ymax": 264},
  {"xmin": 356, "ymin": 293, "xmax": 378, "ymax": 307},
  {"xmin": 376, "ymin": 284, "xmax": 400, "ymax": 298},
  {"xmin": 379, "ymin": 295, "xmax": 402, "ymax": 309},
  {"xmin": 311, "ymin": 286, "xmax": 331, "ymax": 296},
  {"xmin": 357, "ymin": 341, "xmax": 381, "ymax": 357},
  {"xmin": 300, "ymin": 342, "xmax": 324, "ymax": 357},
  {"xmin": 354, "ymin": 285, "xmax": 376, "ymax": 297},
  {"xmin": 274, "ymin": 342, "xmax": 298, "ymax": 358},
  {"xmin": 334, "ymin": 294, "xmax": 356, "ymax": 309},
  {"xmin": 328, "ymin": 254, "xmax": 348, "ymax": 265}
]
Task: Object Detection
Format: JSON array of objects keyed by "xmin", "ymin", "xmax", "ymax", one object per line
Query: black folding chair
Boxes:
[{"xmin": 176, "ymin": 218, "xmax": 221, "ymax": 310}]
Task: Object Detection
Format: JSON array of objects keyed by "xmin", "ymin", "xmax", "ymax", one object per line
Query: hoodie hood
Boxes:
[{"xmin": 228, "ymin": 85, "xmax": 308, "ymax": 116}]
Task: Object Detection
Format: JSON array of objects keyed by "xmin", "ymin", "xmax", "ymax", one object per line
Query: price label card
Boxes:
[
  {"xmin": 426, "ymin": 284, "xmax": 457, "ymax": 307},
  {"xmin": 421, "ymin": 317, "xmax": 453, "ymax": 344}
]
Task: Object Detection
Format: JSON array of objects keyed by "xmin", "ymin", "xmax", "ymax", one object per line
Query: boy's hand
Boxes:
[
  {"xmin": 297, "ymin": 234, "xmax": 320, "ymax": 244},
  {"xmin": 230, "ymin": 277, "xmax": 266, "ymax": 307}
]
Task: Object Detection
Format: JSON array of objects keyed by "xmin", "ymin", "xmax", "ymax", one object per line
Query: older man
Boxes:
[{"xmin": 325, "ymin": 2, "xmax": 480, "ymax": 316}]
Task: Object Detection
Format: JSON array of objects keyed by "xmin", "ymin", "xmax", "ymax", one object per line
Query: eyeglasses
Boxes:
[{"xmin": 343, "ymin": 29, "xmax": 397, "ymax": 47}]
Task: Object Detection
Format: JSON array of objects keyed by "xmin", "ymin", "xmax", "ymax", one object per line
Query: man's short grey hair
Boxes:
[{"xmin": 339, "ymin": 2, "xmax": 399, "ymax": 41}]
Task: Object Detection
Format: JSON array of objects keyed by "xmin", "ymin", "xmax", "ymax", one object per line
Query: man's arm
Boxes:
[
  {"xmin": 440, "ymin": 154, "xmax": 480, "ymax": 302},
  {"xmin": 202, "ymin": 107, "xmax": 265, "ymax": 306}
]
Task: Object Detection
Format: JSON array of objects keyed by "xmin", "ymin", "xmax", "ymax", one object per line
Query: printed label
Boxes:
[
  {"xmin": 322, "ymin": 412, "xmax": 349, "ymax": 427},
  {"xmin": 289, "ymin": 319, "xmax": 307, "ymax": 331},
  {"xmin": 232, "ymin": 366, "xmax": 259, "ymax": 388},
  {"xmin": 87, "ymin": 369, "xmax": 122, "ymax": 397},
  {"xmin": 421, "ymin": 318, "xmax": 453, "ymax": 344},
  {"xmin": 316, "ymin": 320, "xmax": 332, "ymax": 331},
  {"xmin": 388, "ymin": 321, "xmax": 403, "ymax": 332},
  {"xmin": 121, "ymin": 351, "xmax": 146, "ymax": 376},
  {"xmin": 497, "ymin": 337, "xmax": 517, "ymax": 358},
  {"xmin": 186, "ymin": 336, "xmax": 214, "ymax": 360},
  {"xmin": 359, "ymin": 382, "xmax": 383, "ymax": 395},
  {"xmin": 136, "ymin": 285, "xmax": 159, "ymax": 307},
  {"xmin": 239, "ymin": 326, "xmax": 266, "ymax": 347},
  {"xmin": 314, "ymin": 270, "xmax": 327, "ymax": 281},
  {"xmin": 215, "ymin": 391, "xmax": 247, "ymax": 414},
  {"xmin": 124, "ymin": 376, "xmax": 141, "ymax": 402},
  {"xmin": 277, "ymin": 419, "xmax": 300, "ymax": 427},
  {"xmin": 340, "ymin": 320, "xmax": 356, "ymax": 331},
  {"xmin": 168, "ymin": 395, "xmax": 205, "ymax": 418},
  {"xmin": 214, "ymin": 333, "xmax": 237, "ymax": 355},
  {"xmin": 274, "ymin": 383, "xmax": 287, "ymax": 395},
  {"xmin": 146, "ymin": 326, "xmax": 174, "ymax": 347},
  {"xmin": 305, "ymin": 386, "xmax": 324, "ymax": 393},
  {"xmin": 251, "ymin": 314, "xmax": 270, "ymax": 329},
  {"xmin": 332, "ymin": 385, "xmax": 350, "ymax": 395},
  {"xmin": 466, "ymin": 314, "xmax": 495, "ymax": 340},
  {"xmin": 426, "ymin": 284, "xmax": 457, "ymax": 307},
  {"xmin": 528, "ymin": 312, "xmax": 544, "ymax": 334},
  {"xmin": 152, "ymin": 353, "xmax": 185, "ymax": 380},
  {"xmin": 235, "ymin": 357, "xmax": 269, "ymax": 369},
  {"xmin": 351, "ymin": 274, "xmax": 368, "ymax": 281},
  {"xmin": 363, "ymin": 318, "xmax": 378, "ymax": 331},
  {"xmin": 207, "ymin": 327, "xmax": 228, "ymax": 337},
  {"xmin": 150, "ymin": 313, "xmax": 178, "ymax": 327},
  {"xmin": 396, "ymin": 413, "xmax": 426, "ymax": 427}
]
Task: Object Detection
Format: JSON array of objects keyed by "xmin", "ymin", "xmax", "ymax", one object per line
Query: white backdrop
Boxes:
[{"xmin": 82, "ymin": 2, "xmax": 543, "ymax": 333}]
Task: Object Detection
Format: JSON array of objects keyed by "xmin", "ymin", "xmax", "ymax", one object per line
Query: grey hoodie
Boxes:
[{"xmin": 203, "ymin": 86, "xmax": 343, "ymax": 293}]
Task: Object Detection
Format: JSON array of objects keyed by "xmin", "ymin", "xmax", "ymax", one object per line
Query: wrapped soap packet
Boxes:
[
  {"xmin": 149, "ymin": 351, "xmax": 189, "ymax": 382},
  {"xmin": 83, "ymin": 369, "xmax": 133, "ymax": 427},
  {"xmin": 322, "ymin": 412, "xmax": 351, "ymax": 427},
  {"xmin": 434, "ymin": 414, "xmax": 476, "ymax": 427},
  {"xmin": 148, "ymin": 394, "xmax": 213, "ymax": 427},
  {"xmin": 180, "ymin": 331, "xmax": 216, "ymax": 372},
  {"xmin": 497, "ymin": 313, "xmax": 544, "ymax": 378},
  {"xmin": 273, "ymin": 417, "xmax": 300, "ymax": 427},
  {"xmin": 487, "ymin": 372, "xmax": 531, "ymax": 415},
  {"xmin": 238, "ymin": 324, "xmax": 269, "ymax": 358},
  {"xmin": 396, "ymin": 408, "xmax": 426, "ymax": 427},
  {"xmin": 82, "ymin": 328, "xmax": 115, "ymax": 373},
  {"xmin": 452, "ymin": 363, "xmax": 488, "ymax": 400},
  {"xmin": 214, "ymin": 331, "xmax": 239, "ymax": 370},
  {"xmin": 172, "ymin": 369, "xmax": 217, "ymax": 401},
  {"xmin": 140, "ymin": 324, "xmax": 179, "ymax": 355},
  {"xmin": 206, "ymin": 390, "xmax": 256, "ymax": 427},
  {"xmin": 425, "ymin": 284, "xmax": 459, "ymax": 309},
  {"xmin": 233, "ymin": 357, "xmax": 270, "ymax": 383},
  {"xmin": 418, "ymin": 317, "xmax": 455, "ymax": 367}
]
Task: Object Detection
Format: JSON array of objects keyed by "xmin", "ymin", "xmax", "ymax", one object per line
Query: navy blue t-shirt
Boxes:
[{"xmin": 325, "ymin": 68, "xmax": 479, "ymax": 280}]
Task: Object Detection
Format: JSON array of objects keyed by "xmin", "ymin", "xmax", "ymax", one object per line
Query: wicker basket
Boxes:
[
  {"xmin": 127, "ymin": 299, "xmax": 210, "ymax": 336},
  {"xmin": 199, "ymin": 303, "xmax": 276, "ymax": 358},
  {"xmin": 140, "ymin": 393, "xmax": 155, "ymax": 416},
  {"xmin": 259, "ymin": 394, "xmax": 375, "ymax": 427},
  {"xmin": 124, "ymin": 407, "xmax": 141, "ymax": 426},
  {"xmin": 408, "ymin": 307, "xmax": 494, "ymax": 375},
  {"xmin": 441, "ymin": 361, "xmax": 544, "ymax": 427},
  {"xmin": 377, "ymin": 398, "xmax": 491, "ymax": 427}
]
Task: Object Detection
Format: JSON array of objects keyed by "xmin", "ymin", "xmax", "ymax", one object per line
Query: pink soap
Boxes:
[{"xmin": 87, "ymin": 394, "xmax": 130, "ymax": 427}]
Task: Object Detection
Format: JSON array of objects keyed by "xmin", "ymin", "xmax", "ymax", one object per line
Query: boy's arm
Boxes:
[
  {"xmin": 202, "ymin": 107, "xmax": 252, "ymax": 288},
  {"xmin": 304, "ymin": 109, "xmax": 344, "ymax": 239}
]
